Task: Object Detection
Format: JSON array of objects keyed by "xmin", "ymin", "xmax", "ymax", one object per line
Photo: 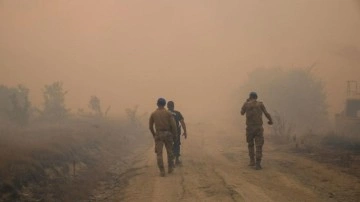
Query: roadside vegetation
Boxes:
[{"xmin": 0, "ymin": 82, "xmax": 149, "ymax": 201}]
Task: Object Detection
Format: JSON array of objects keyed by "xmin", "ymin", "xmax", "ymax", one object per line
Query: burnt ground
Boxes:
[{"xmin": 1, "ymin": 122, "xmax": 359, "ymax": 202}]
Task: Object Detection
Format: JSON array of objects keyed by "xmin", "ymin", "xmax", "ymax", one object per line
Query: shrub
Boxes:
[{"xmin": 322, "ymin": 133, "xmax": 360, "ymax": 153}]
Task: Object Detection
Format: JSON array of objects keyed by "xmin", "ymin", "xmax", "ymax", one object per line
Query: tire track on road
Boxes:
[{"xmin": 88, "ymin": 145, "xmax": 151, "ymax": 201}]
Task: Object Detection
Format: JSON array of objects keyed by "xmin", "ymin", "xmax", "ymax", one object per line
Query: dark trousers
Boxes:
[{"xmin": 173, "ymin": 133, "xmax": 181, "ymax": 157}]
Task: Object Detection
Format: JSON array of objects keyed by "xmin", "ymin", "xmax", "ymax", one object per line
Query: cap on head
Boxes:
[
  {"xmin": 167, "ymin": 101, "xmax": 174, "ymax": 109},
  {"xmin": 157, "ymin": 98, "xmax": 166, "ymax": 107},
  {"xmin": 249, "ymin": 92, "xmax": 258, "ymax": 99}
]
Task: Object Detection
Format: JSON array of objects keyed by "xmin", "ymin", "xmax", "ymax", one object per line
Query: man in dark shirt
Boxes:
[
  {"xmin": 149, "ymin": 98, "xmax": 178, "ymax": 176},
  {"xmin": 167, "ymin": 101, "xmax": 187, "ymax": 166}
]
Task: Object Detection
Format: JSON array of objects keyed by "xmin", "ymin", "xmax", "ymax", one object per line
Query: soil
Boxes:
[{"xmin": 89, "ymin": 124, "xmax": 360, "ymax": 202}]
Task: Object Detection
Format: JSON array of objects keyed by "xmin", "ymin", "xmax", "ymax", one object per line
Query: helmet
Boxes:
[
  {"xmin": 249, "ymin": 92, "xmax": 258, "ymax": 99},
  {"xmin": 157, "ymin": 98, "xmax": 166, "ymax": 106}
]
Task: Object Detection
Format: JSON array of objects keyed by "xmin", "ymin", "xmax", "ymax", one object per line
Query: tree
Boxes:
[
  {"xmin": 239, "ymin": 67, "xmax": 328, "ymax": 135},
  {"xmin": 0, "ymin": 84, "xmax": 31, "ymax": 125},
  {"xmin": 125, "ymin": 105, "xmax": 145, "ymax": 129},
  {"xmin": 42, "ymin": 82, "xmax": 69, "ymax": 121},
  {"xmin": 125, "ymin": 105, "xmax": 139, "ymax": 125},
  {"xmin": 10, "ymin": 85, "xmax": 31, "ymax": 125},
  {"xmin": 0, "ymin": 85, "xmax": 13, "ymax": 119},
  {"xmin": 88, "ymin": 96, "xmax": 102, "ymax": 117}
]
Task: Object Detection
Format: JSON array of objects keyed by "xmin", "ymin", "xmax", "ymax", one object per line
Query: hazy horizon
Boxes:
[{"xmin": 1, "ymin": 0, "xmax": 360, "ymax": 123}]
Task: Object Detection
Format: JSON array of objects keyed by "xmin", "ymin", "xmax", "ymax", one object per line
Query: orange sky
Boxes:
[{"xmin": 1, "ymin": 0, "xmax": 359, "ymax": 122}]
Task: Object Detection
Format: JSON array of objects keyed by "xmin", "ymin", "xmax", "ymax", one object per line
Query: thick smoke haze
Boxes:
[{"xmin": 1, "ymin": 0, "xmax": 359, "ymax": 123}]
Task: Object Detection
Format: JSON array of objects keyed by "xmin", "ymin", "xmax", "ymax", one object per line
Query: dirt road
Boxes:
[{"xmin": 91, "ymin": 124, "xmax": 360, "ymax": 202}]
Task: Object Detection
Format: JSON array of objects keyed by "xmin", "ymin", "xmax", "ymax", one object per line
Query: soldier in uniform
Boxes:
[
  {"xmin": 149, "ymin": 98, "xmax": 178, "ymax": 177},
  {"xmin": 241, "ymin": 92, "xmax": 273, "ymax": 170},
  {"xmin": 166, "ymin": 101, "xmax": 187, "ymax": 166}
]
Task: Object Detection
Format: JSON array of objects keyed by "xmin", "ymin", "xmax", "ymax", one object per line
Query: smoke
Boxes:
[
  {"xmin": 0, "ymin": 0, "xmax": 359, "ymax": 124},
  {"xmin": 355, "ymin": 0, "xmax": 360, "ymax": 10}
]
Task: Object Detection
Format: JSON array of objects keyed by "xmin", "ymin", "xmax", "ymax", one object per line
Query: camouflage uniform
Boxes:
[
  {"xmin": 154, "ymin": 131, "xmax": 174, "ymax": 169},
  {"xmin": 241, "ymin": 99, "xmax": 272, "ymax": 169},
  {"xmin": 149, "ymin": 108, "xmax": 177, "ymax": 175}
]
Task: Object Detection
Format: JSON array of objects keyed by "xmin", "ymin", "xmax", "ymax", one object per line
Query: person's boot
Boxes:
[
  {"xmin": 255, "ymin": 159, "xmax": 262, "ymax": 170},
  {"xmin": 159, "ymin": 167, "xmax": 166, "ymax": 177},
  {"xmin": 175, "ymin": 156, "xmax": 182, "ymax": 166},
  {"xmin": 168, "ymin": 165, "xmax": 174, "ymax": 174},
  {"xmin": 248, "ymin": 158, "xmax": 255, "ymax": 166}
]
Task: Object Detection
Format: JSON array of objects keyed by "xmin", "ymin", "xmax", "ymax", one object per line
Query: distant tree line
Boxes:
[{"xmin": 0, "ymin": 81, "xmax": 110, "ymax": 126}]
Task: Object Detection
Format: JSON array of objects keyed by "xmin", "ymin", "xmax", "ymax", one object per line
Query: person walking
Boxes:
[
  {"xmin": 149, "ymin": 98, "xmax": 178, "ymax": 176},
  {"xmin": 241, "ymin": 92, "xmax": 273, "ymax": 170},
  {"xmin": 167, "ymin": 101, "xmax": 187, "ymax": 166}
]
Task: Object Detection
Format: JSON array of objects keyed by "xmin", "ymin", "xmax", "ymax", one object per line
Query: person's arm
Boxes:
[
  {"xmin": 240, "ymin": 102, "xmax": 247, "ymax": 115},
  {"xmin": 180, "ymin": 119, "xmax": 187, "ymax": 139},
  {"xmin": 149, "ymin": 114, "xmax": 156, "ymax": 138},
  {"xmin": 261, "ymin": 103, "xmax": 273, "ymax": 125},
  {"xmin": 178, "ymin": 112, "xmax": 187, "ymax": 139}
]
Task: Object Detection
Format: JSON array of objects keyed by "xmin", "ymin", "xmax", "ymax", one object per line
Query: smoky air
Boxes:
[{"xmin": 0, "ymin": 1, "xmax": 359, "ymax": 201}]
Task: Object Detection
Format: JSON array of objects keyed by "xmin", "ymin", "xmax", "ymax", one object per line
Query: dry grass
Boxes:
[
  {"xmin": 0, "ymin": 117, "xmax": 149, "ymax": 201},
  {"xmin": 290, "ymin": 133, "xmax": 360, "ymax": 178},
  {"xmin": 269, "ymin": 131, "xmax": 360, "ymax": 178}
]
